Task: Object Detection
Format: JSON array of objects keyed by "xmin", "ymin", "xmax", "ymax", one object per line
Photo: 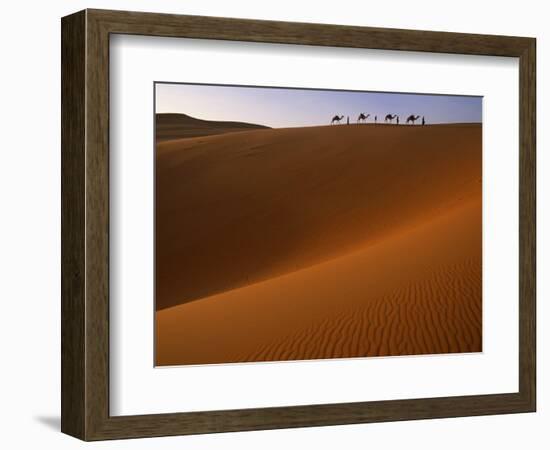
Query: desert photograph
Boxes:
[{"xmin": 154, "ymin": 83, "xmax": 482, "ymax": 366}]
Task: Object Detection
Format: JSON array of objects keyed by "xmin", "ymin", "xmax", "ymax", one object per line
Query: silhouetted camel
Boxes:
[
  {"xmin": 385, "ymin": 114, "xmax": 397, "ymax": 123},
  {"xmin": 331, "ymin": 115, "xmax": 344, "ymax": 125},
  {"xmin": 357, "ymin": 113, "xmax": 370, "ymax": 123},
  {"xmin": 407, "ymin": 115, "xmax": 420, "ymax": 124}
]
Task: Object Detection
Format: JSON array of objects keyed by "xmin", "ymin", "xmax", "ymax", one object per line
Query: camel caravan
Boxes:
[{"xmin": 331, "ymin": 113, "xmax": 426, "ymax": 126}]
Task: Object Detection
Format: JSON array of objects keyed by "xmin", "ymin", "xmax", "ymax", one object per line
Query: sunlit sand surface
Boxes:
[{"xmin": 155, "ymin": 123, "xmax": 482, "ymax": 365}]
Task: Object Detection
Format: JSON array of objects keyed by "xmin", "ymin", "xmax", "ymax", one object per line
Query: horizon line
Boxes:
[{"xmin": 156, "ymin": 111, "xmax": 482, "ymax": 129}]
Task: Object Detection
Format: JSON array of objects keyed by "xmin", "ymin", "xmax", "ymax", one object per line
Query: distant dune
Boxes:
[
  {"xmin": 155, "ymin": 123, "xmax": 482, "ymax": 365},
  {"xmin": 155, "ymin": 113, "xmax": 270, "ymax": 141}
]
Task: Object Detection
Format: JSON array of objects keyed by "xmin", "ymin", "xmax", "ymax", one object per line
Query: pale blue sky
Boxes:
[{"xmin": 155, "ymin": 82, "xmax": 482, "ymax": 128}]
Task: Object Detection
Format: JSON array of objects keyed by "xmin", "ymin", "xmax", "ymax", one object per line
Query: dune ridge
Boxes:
[
  {"xmin": 155, "ymin": 112, "xmax": 270, "ymax": 141},
  {"xmin": 156, "ymin": 123, "xmax": 481, "ymax": 310},
  {"xmin": 156, "ymin": 195, "xmax": 481, "ymax": 366},
  {"xmin": 155, "ymin": 122, "xmax": 482, "ymax": 365}
]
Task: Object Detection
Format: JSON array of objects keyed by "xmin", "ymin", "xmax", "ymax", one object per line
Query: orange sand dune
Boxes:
[
  {"xmin": 156, "ymin": 123, "xmax": 481, "ymax": 310},
  {"xmin": 156, "ymin": 196, "xmax": 481, "ymax": 366},
  {"xmin": 155, "ymin": 113, "xmax": 269, "ymax": 141}
]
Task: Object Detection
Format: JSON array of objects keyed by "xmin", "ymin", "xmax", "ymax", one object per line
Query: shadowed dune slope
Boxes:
[
  {"xmin": 156, "ymin": 196, "xmax": 482, "ymax": 366},
  {"xmin": 156, "ymin": 123, "xmax": 481, "ymax": 310},
  {"xmin": 155, "ymin": 113, "xmax": 270, "ymax": 141}
]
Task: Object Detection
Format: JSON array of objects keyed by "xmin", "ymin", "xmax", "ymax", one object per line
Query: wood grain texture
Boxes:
[
  {"xmin": 61, "ymin": 8, "xmax": 536, "ymax": 440},
  {"xmin": 85, "ymin": 10, "xmax": 111, "ymax": 438},
  {"xmin": 518, "ymin": 38, "xmax": 536, "ymax": 409},
  {"xmin": 60, "ymin": 10, "xmax": 86, "ymax": 439},
  {"xmin": 89, "ymin": 8, "xmax": 532, "ymax": 56}
]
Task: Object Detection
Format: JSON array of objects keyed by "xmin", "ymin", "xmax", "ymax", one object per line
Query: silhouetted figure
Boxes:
[
  {"xmin": 357, "ymin": 112, "xmax": 370, "ymax": 123},
  {"xmin": 406, "ymin": 114, "xmax": 420, "ymax": 125},
  {"xmin": 375, "ymin": 115, "xmax": 378, "ymax": 124},
  {"xmin": 331, "ymin": 115, "xmax": 344, "ymax": 125},
  {"xmin": 347, "ymin": 116, "xmax": 350, "ymax": 125},
  {"xmin": 422, "ymin": 116, "xmax": 426, "ymax": 126},
  {"xmin": 396, "ymin": 116, "xmax": 400, "ymax": 125},
  {"xmin": 384, "ymin": 114, "xmax": 397, "ymax": 123}
]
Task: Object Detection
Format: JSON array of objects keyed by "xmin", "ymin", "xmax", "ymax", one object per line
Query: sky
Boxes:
[{"xmin": 155, "ymin": 82, "xmax": 482, "ymax": 128}]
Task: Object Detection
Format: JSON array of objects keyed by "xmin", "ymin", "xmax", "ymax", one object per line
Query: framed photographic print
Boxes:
[{"xmin": 61, "ymin": 9, "xmax": 536, "ymax": 440}]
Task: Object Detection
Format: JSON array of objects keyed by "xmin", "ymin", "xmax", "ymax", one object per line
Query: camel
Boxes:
[
  {"xmin": 384, "ymin": 114, "xmax": 397, "ymax": 123},
  {"xmin": 331, "ymin": 115, "xmax": 344, "ymax": 125},
  {"xmin": 357, "ymin": 113, "xmax": 370, "ymax": 123},
  {"xmin": 406, "ymin": 114, "xmax": 420, "ymax": 124}
]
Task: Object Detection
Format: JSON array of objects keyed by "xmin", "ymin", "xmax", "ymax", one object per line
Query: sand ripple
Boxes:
[{"xmin": 235, "ymin": 259, "xmax": 481, "ymax": 362}]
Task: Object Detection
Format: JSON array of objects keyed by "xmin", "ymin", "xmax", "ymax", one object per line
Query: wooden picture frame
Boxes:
[{"xmin": 61, "ymin": 9, "xmax": 536, "ymax": 440}]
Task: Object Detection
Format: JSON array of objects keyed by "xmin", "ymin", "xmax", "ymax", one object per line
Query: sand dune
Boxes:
[
  {"xmin": 156, "ymin": 196, "xmax": 481, "ymax": 365},
  {"xmin": 155, "ymin": 122, "xmax": 482, "ymax": 366},
  {"xmin": 155, "ymin": 113, "xmax": 269, "ymax": 141},
  {"xmin": 156, "ymin": 123, "xmax": 481, "ymax": 310}
]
